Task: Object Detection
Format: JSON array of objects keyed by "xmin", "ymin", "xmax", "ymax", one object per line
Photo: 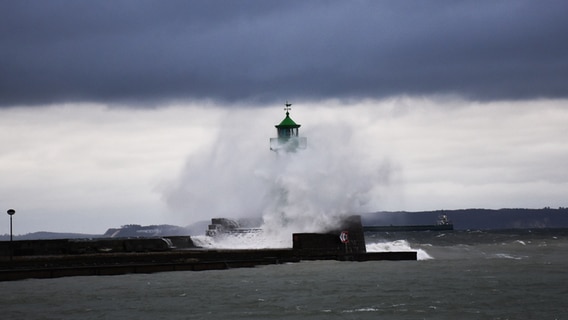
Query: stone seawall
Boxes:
[
  {"xmin": 0, "ymin": 248, "xmax": 416, "ymax": 281},
  {"xmin": 0, "ymin": 236, "xmax": 196, "ymax": 256},
  {"xmin": 0, "ymin": 216, "xmax": 416, "ymax": 281}
]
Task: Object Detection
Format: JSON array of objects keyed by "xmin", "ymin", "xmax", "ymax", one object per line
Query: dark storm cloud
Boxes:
[{"xmin": 1, "ymin": 0, "xmax": 567, "ymax": 107}]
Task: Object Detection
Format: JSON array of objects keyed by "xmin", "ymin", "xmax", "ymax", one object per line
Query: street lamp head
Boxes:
[{"xmin": 7, "ymin": 209, "xmax": 15, "ymax": 216}]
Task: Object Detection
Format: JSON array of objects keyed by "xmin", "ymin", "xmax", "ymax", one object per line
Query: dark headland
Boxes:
[{"xmin": 361, "ymin": 207, "xmax": 568, "ymax": 230}]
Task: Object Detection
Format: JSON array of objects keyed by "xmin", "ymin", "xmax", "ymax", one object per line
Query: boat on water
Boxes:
[{"xmin": 363, "ymin": 214, "xmax": 454, "ymax": 232}]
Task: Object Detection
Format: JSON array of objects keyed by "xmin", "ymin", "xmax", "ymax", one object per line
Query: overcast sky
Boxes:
[
  {"xmin": 2, "ymin": 0, "xmax": 568, "ymax": 106},
  {"xmin": 1, "ymin": 1, "xmax": 567, "ymax": 235}
]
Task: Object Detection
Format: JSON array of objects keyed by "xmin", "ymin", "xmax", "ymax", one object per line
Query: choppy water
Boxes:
[{"xmin": 2, "ymin": 229, "xmax": 567, "ymax": 319}]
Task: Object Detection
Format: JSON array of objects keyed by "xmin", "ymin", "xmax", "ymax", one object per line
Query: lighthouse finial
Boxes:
[{"xmin": 284, "ymin": 101, "xmax": 292, "ymax": 115}]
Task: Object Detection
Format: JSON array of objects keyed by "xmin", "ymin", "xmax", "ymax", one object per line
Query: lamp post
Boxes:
[{"xmin": 7, "ymin": 209, "xmax": 15, "ymax": 261}]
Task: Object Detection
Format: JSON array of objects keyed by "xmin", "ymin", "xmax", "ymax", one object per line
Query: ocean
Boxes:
[{"xmin": 2, "ymin": 229, "xmax": 567, "ymax": 319}]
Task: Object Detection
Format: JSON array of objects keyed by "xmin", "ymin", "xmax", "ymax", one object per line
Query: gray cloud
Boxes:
[{"xmin": 1, "ymin": 0, "xmax": 567, "ymax": 107}]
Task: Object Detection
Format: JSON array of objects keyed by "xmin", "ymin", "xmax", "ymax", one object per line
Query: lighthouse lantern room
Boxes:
[{"xmin": 270, "ymin": 102, "xmax": 307, "ymax": 152}]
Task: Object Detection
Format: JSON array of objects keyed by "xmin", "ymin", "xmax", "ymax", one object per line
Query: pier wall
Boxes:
[
  {"xmin": 0, "ymin": 216, "xmax": 416, "ymax": 281},
  {"xmin": 0, "ymin": 236, "xmax": 196, "ymax": 257}
]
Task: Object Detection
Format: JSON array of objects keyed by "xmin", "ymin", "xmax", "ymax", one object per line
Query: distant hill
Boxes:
[
  {"xmin": 362, "ymin": 207, "xmax": 568, "ymax": 230},
  {"xmin": 3, "ymin": 208, "xmax": 567, "ymax": 240},
  {"xmin": 0, "ymin": 224, "xmax": 192, "ymax": 241},
  {"xmin": 0, "ymin": 232, "xmax": 103, "ymax": 241}
]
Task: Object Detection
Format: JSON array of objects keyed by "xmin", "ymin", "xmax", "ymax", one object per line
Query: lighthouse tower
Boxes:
[{"xmin": 270, "ymin": 102, "xmax": 307, "ymax": 152}]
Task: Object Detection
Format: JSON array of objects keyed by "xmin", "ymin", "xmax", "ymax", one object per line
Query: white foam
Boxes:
[
  {"xmin": 366, "ymin": 240, "xmax": 433, "ymax": 260},
  {"xmin": 192, "ymin": 232, "xmax": 290, "ymax": 249},
  {"xmin": 416, "ymin": 249, "xmax": 434, "ymax": 260},
  {"xmin": 493, "ymin": 253, "xmax": 526, "ymax": 260},
  {"xmin": 342, "ymin": 307, "xmax": 379, "ymax": 313},
  {"xmin": 194, "ymin": 233, "xmax": 433, "ymax": 261}
]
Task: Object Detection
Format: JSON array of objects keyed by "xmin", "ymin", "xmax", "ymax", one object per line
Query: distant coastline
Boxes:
[
  {"xmin": 361, "ymin": 207, "xmax": 568, "ymax": 231},
  {"xmin": 2, "ymin": 207, "xmax": 568, "ymax": 241}
]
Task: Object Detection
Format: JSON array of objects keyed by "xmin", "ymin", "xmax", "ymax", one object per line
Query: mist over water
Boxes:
[
  {"xmin": 161, "ymin": 100, "xmax": 568, "ymax": 247},
  {"xmin": 163, "ymin": 106, "xmax": 394, "ymax": 243},
  {"xmin": 259, "ymin": 147, "xmax": 390, "ymax": 242}
]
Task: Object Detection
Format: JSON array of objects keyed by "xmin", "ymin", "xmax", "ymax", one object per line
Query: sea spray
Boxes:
[
  {"xmin": 258, "ymin": 134, "xmax": 392, "ymax": 242},
  {"xmin": 164, "ymin": 106, "xmax": 394, "ymax": 243}
]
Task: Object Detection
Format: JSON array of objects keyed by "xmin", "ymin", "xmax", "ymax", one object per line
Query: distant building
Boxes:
[{"xmin": 270, "ymin": 102, "xmax": 307, "ymax": 152}]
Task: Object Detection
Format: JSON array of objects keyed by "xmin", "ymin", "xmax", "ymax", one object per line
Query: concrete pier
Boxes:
[
  {"xmin": 0, "ymin": 216, "xmax": 417, "ymax": 281},
  {"xmin": 0, "ymin": 248, "xmax": 416, "ymax": 281}
]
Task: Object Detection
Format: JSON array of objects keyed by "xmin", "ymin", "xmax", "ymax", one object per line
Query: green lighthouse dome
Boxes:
[{"xmin": 270, "ymin": 102, "xmax": 307, "ymax": 152}]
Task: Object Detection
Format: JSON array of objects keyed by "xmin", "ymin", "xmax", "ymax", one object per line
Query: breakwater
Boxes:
[
  {"xmin": 0, "ymin": 246, "xmax": 416, "ymax": 281},
  {"xmin": 0, "ymin": 216, "xmax": 417, "ymax": 281}
]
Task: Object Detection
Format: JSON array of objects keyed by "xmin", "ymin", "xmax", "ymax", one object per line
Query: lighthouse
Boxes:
[{"xmin": 270, "ymin": 102, "xmax": 307, "ymax": 152}]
